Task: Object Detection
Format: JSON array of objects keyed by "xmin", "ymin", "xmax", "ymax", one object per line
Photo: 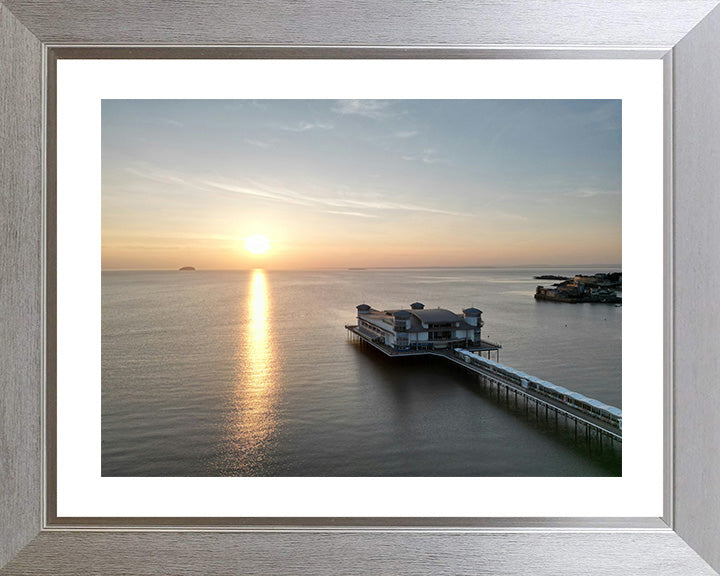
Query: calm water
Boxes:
[{"xmin": 102, "ymin": 267, "xmax": 621, "ymax": 477}]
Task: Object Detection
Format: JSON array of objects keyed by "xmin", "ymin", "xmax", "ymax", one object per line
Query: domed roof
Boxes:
[
  {"xmin": 393, "ymin": 310, "xmax": 411, "ymax": 318},
  {"xmin": 356, "ymin": 303, "xmax": 371, "ymax": 312},
  {"xmin": 463, "ymin": 307, "xmax": 482, "ymax": 316},
  {"xmin": 410, "ymin": 302, "xmax": 425, "ymax": 309},
  {"xmin": 411, "ymin": 309, "xmax": 460, "ymax": 323}
]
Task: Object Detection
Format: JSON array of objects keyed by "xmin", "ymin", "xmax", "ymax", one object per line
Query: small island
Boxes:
[
  {"xmin": 535, "ymin": 272, "xmax": 621, "ymax": 304},
  {"xmin": 534, "ymin": 274, "xmax": 569, "ymax": 281},
  {"xmin": 179, "ymin": 266, "xmax": 196, "ymax": 271}
]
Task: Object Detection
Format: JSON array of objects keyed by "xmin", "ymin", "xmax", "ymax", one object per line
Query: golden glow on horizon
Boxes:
[
  {"xmin": 101, "ymin": 223, "xmax": 621, "ymax": 270},
  {"xmin": 244, "ymin": 234, "xmax": 272, "ymax": 255}
]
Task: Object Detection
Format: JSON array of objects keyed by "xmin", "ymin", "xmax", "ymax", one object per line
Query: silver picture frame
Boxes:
[{"xmin": 2, "ymin": 1, "xmax": 720, "ymax": 574}]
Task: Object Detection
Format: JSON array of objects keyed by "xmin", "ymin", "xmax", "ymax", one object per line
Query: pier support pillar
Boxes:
[{"xmin": 586, "ymin": 425, "xmax": 591, "ymax": 454}]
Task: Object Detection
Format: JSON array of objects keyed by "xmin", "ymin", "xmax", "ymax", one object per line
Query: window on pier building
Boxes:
[{"xmin": 429, "ymin": 330, "xmax": 452, "ymax": 340}]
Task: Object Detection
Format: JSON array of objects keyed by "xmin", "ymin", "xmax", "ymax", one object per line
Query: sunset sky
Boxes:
[{"xmin": 101, "ymin": 99, "xmax": 621, "ymax": 270}]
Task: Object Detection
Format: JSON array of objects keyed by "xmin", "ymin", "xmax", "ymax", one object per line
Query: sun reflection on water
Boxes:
[
  {"xmin": 217, "ymin": 269, "xmax": 278, "ymax": 475},
  {"xmin": 247, "ymin": 268, "xmax": 273, "ymax": 388}
]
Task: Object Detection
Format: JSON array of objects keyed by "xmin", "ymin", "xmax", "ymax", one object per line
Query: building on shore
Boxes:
[
  {"xmin": 352, "ymin": 302, "xmax": 489, "ymax": 352},
  {"xmin": 534, "ymin": 271, "xmax": 622, "ymax": 304},
  {"xmin": 535, "ymin": 281, "xmax": 621, "ymax": 304}
]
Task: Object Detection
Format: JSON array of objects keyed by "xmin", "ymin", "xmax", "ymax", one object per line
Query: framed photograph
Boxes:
[
  {"xmin": 58, "ymin": 60, "xmax": 652, "ymax": 521},
  {"xmin": 2, "ymin": 2, "xmax": 720, "ymax": 575}
]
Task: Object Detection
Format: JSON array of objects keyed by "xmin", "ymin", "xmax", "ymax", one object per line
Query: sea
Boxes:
[{"xmin": 101, "ymin": 267, "xmax": 621, "ymax": 477}]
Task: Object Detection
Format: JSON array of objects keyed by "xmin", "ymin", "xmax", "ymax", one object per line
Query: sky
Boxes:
[{"xmin": 101, "ymin": 99, "xmax": 621, "ymax": 270}]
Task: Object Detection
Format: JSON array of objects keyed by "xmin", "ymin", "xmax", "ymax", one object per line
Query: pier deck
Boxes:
[
  {"xmin": 346, "ymin": 324, "xmax": 621, "ymax": 446},
  {"xmin": 346, "ymin": 324, "xmax": 502, "ymax": 357}
]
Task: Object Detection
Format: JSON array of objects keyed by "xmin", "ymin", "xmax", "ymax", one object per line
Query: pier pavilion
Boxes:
[{"xmin": 349, "ymin": 302, "xmax": 502, "ymax": 358}]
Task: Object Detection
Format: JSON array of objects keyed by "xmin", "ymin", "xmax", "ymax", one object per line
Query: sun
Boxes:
[{"xmin": 244, "ymin": 234, "xmax": 272, "ymax": 255}]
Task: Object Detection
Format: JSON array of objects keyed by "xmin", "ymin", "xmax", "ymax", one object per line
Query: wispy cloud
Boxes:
[
  {"xmin": 223, "ymin": 101, "xmax": 268, "ymax": 112},
  {"xmin": 565, "ymin": 188, "xmax": 620, "ymax": 199},
  {"xmin": 158, "ymin": 118, "xmax": 183, "ymax": 127},
  {"xmin": 198, "ymin": 177, "xmax": 462, "ymax": 216},
  {"xmin": 488, "ymin": 210, "xmax": 529, "ymax": 222},
  {"xmin": 332, "ymin": 100, "xmax": 400, "ymax": 119},
  {"xmin": 393, "ymin": 130, "xmax": 419, "ymax": 139},
  {"xmin": 326, "ymin": 211, "xmax": 378, "ymax": 218},
  {"xmin": 125, "ymin": 161, "xmax": 469, "ymax": 220},
  {"xmin": 107, "ymin": 231, "xmax": 235, "ymax": 241},
  {"xmin": 563, "ymin": 101, "xmax": 621, "ymax": 133},
  {"xmin": 278, "ymin": 121, "xmax": 334, "ymax": 132},
  {"xmin": 201, "ymin": 180, "xmax": 315, "ymax": 207},
  {"xmin": 126, "ymin": 166, "xmax": 186, "ymax": 185},
  {"xmin": 402, "ymin": 148, "xmax": 448, "ymax": 165},
  {"xmin": 244, "ymin": 138, "xmax": 272, "ymax": 149},
  {"xmin": 313, "ymin": 194, "xmax": 461, "ymax": 215}
]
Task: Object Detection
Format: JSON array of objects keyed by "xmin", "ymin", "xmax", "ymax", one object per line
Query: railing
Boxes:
[{"xmin": 446, "ymin": 353, "xmax": 621, "ymax": 442}]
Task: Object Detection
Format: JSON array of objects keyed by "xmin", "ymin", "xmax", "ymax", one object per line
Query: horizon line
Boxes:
[{"xmin": 101, "ymin": 264, "xmax": 623, "ymax": 272}]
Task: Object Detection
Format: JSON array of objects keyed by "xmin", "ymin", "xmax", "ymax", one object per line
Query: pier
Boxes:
[{"xmin": 346, "ymin": 324, "xmax": 621, "ymax": 452}]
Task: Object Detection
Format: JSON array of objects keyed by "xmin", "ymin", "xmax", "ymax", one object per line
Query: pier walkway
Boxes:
[{"xmin": 346, "ymin": 324, "xmax": 621, "ymax": 450}]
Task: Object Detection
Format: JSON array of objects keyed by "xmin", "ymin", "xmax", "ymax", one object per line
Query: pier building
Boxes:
[{"xmin": 352, "ymin": 302, "xmax": 501, "ymax": 355}]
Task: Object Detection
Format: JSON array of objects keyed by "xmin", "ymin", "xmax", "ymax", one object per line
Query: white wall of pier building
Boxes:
[{"xmin": 356, "ymin": 303, "xmax": 483, "ymax": 351}]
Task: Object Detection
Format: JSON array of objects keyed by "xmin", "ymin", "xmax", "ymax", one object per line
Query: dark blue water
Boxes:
[{"xmin": 102, "ymin": 267, "xmax": 621, "ymax": 476}]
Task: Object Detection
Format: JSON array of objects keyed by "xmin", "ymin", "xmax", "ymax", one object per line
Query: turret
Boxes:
[
  {"xmin": 356, "ymin": 304, "xmax": 371, "ymax": 315},
  {"xmin": 463, "ymin": 307, "xmax": 483, "ymax": 344},
  {"xmin": 393, "ymin": 309, "xmax": 411, "ymax": 331},
  {"xmin": 462, "ymin": 307, "xmax": 483, "ymax": 327}
]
